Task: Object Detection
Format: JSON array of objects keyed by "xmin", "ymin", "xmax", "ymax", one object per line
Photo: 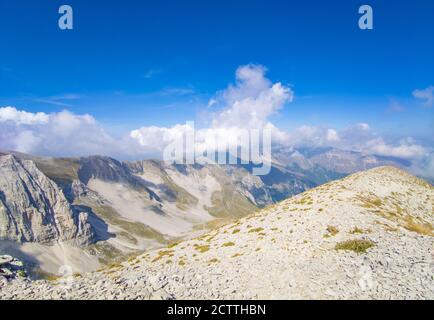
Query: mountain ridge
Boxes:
[
  {"xmin": 0, "ymin": 148, "xmax": 428, "ymax": 276},
  {"xmin": 1, "ymin": 166, "xmax": 432, "ymax": 299}
]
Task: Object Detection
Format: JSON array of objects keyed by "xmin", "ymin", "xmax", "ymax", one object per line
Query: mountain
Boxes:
[
  {"xmin": 0, "ymin": 155, "xmax": 94, "ymax": 246},
  {"xmin": 274, "ymin": 146, "xmax": 412, "ymax": 174},
  {"xmin": 0, "ymin": 153, "xmax": 272, "ymax": 271},
  {"xmin": 1, "ymin": 166, "xmax": 432, "ymax": 299},
  {"xmin": 0, "ymin": 148, "xmax": 415, "ymax": 275}
]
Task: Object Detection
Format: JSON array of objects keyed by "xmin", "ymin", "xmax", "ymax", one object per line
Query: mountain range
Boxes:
[
  {"xmin": 1, "ymin": 165, "xmax": 432, "ymax": 299},
  {"xmin": 0, "ymin": 147, "xmax": 418, "ymax": 275}
]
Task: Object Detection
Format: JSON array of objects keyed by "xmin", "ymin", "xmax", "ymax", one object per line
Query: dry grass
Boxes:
[
  {"xmin": 350, "ymin": 227, "xmax": 371, "ymax": 234},
  {"xmin": 151, "ymin": 250, "xmax": 174, "ymax": 262},
  {"xmin": 404, "ymin": 217, "xmax": 433, "ymax": 236}
]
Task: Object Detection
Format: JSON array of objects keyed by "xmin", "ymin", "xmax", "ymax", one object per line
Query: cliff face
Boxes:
[{"xmin": 0, "ymin": 155, "xmax": 94, "ymax": 245}]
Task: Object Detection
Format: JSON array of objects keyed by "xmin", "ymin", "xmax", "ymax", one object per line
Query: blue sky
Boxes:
[{"xmin": 0, "ymin": 0, "xmax": 433, "ymax": 163}]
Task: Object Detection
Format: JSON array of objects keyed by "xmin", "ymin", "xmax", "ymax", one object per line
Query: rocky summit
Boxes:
[
  {"xmin": 0, "ymin": 155, "xmax": 94, "ymax": 246},
  {"xmin": 1, "ymin": 166, "xmax": 432, "ymax": 300}
]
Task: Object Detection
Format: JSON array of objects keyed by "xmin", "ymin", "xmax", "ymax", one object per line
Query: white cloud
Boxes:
[
  {"xmin": 130, "ymin": 123, "xmax": 194, "ymax": 152},
  {"xmin": 0, "ymin": 106, "xmax": 49, "ymax": 125},
  {"xmin": 1, "ymin": 65, "xmax": 432, "ymax": 179},
  {"xmin": 284, "ymin": 126, "xmax": 342, "ymax": 148},
  {"xmin": 211, "ymin": 64, "xmax": 293, "ymax": 129},
  {"xmin": 364, "ymin": 137, "xmax": 427, "ymax": 159},
  {"xmin": 326, "ymin": 129, "xmax": 339, "ymax": 142},
  {"xmin": 283, "ymin": 122, "xmax": 428, "ymax": 161},
  {"xmin": 129, "ymin": 66, "xmax": 431, "ymax": 167},
  {"xmin": 0, "ymin": 107, "xmax": 142, "ymax": 157},
  {"xmin": 410, "ymin": 152, "xmax": 434, "ymax": 180},
  {"xmin": 412, "ymin": 86, "xmax": 434, "ymax": 108},
  {"xmin": 130, "ymin": 64, "xmax": 293, "ymax": 152}
]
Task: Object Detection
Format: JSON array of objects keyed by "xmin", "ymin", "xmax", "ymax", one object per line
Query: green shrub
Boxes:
[{"xmin": 335, "ymin": 239, "xmax": 375, "ymax": 253}]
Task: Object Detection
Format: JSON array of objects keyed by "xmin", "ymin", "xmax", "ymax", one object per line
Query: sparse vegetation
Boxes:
[
  {"xmin": 168, "ymin": 242, "xmax": 179, "ymax": 248},
  {"xmin": 222, "ymin": 242, "xmax": 235, "ymax": 247},
  {"xmin": 152, "ymin": 250, "xmax": 174, "ymax": 262},
  {"xmin": 374, "ymin": 220, "xmax": 399, "ymax": 232},
  {"xmin": 107, "ymin": 262, "xmax": 123, "ymax": 269},
  {"xmin": 249, "ymin": 227, "xmax": 264, "ymax": 233},
  {"xmin": 194, "ymin": 244, "xmax": 210, "ymax": 253},
  {"xmin": 17, "ymin": 270, "xmax": 27, "ymax": 278},
  {"xmin": 404, "ymin": 217, "xmax": 433, "ymax": 236},
  {"xmin": 335, "ymin": 239, "xmax": 375, "ymax": 253}
]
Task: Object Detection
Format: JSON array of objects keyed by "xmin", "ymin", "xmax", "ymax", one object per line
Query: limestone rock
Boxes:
[{"xmin": 0, "ymin": 155, "xmax": 95, "ymax": 245}]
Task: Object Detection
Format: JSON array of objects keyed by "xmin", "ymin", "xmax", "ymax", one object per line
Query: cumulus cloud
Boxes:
[
  {"xmin": 0, "ymin": 106, "xmax": 142, "ymax": 157},
  {"xmin": 130, "ymin": 123, "xmax": 194, "ymax": 152},
  {"xmin": 364, "ymin": 137, "xmax": 428, "ymax": 159},
  {"xmin": 1, "ymin": 65, "xmax": 431, "ymax": 178},
  {"xmin": 130, "ymin": 64, "xmax": 293, "ymax": 153},
  {"xmin": 284, "ymin": 126, "xmax": 338, "ymax": 147},
  {"xmin": 0, "ymin": 106, "xmax": 49, "ymax": 125},
  {"xmin": 412, "ymin": 86, "xmax": 434, "ymax": 108},
  {"xmin": 211, "ymin": 64, "xmax": 293, "ymax": 129},
  {"xmin": 283, "ymin": 122, "xmax": 428, "ymax": 160}
]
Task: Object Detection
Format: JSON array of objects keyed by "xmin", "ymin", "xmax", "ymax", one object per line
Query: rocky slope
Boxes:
[
  {"xmin": 7, "ymin": 154, "xmax": 316, "ymax": 253},
  {"xmin": 1, "ymin": 166, "xmax": 432, "ymax": 299},
  {"xmin": 0, "ymin": 155, "xmax": 94, "ymax": 246},
  {"xmin": 1, "ymin": 151, "xmax": 324, "ymax": 275}
]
